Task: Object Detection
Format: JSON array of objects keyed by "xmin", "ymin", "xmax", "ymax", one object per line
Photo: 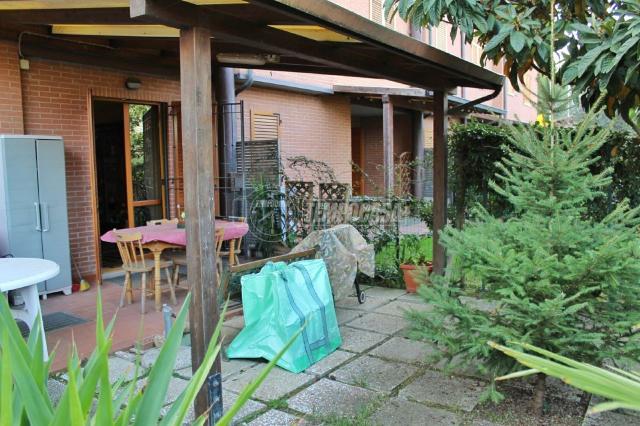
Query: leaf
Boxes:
[
  {"xmin": 510, "ymin": 32, "xmax": 526, "ymax": 53},
  {"xmin": 0, "ymin": 329, "xmax": 13, "ymax": 426},
  {"xmin": 484, "ymin": 25, "xmax": 513, "ymax": 52}
]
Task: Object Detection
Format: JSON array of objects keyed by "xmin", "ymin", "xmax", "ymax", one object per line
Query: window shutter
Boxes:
[
  {"xmin": 370, "ymin": 0, "xmax": 383, "ymax": 24},
  {"xmin": 434, "ymin": 23, "xmax": 447, "ymax": 51},
  {"xmin": 251, "ymin": 111, "xmax": 280, "ymax": 141}
]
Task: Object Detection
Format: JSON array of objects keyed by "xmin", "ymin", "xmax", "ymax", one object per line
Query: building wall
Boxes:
[
  {"xmin": 0, "ymin": 41, "xmax": 24, "ymax": 134},
  {"xmin": 238, "ymin": 87, "xmax": 353, "ymax": 184}
]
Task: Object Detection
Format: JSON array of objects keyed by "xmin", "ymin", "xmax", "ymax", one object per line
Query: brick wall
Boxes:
[
  {"xmin": 16, "ymin": 49, "xmax": 180, "ymax": 278},
  {"xmin": 0, "ymin": 41, "xmax": 24, "ymax": 134},
  {"xmin": 238, "ymin": 86, "xmax": 353, "ymax": 184}
]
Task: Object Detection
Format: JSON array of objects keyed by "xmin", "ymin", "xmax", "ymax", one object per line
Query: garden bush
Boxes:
[{"xmin": 410, "ymin": 77, "xmax": 640, "ymax": 414}]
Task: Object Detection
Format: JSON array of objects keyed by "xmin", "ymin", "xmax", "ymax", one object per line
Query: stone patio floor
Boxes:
[{"xmin": 47, "ymin": 286, "xmax": 639, "ymax": 425}]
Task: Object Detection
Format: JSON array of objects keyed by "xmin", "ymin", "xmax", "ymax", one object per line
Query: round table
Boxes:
[{"xmin": 0, "ymin": 258, "xmax": 60, "ymax": 359}]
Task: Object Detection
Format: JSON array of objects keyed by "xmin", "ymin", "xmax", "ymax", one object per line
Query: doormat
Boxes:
[{"xmin": 18, "ymin": 312, "xmax": 88, "ymax": 337}]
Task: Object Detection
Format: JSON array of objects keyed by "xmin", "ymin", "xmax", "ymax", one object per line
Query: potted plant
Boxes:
[{"xmin": 398, "ymin": 235, "xmax": 433, "ymax": 293}]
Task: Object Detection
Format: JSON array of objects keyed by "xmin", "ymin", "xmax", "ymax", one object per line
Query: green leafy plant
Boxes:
[
  {"xmin": 0, "ymin": 291, "xmax": 293, "ymax": 425},
  {"xmin": 385, "ymin": 0, "xmax": 640, "ymax": 135},
  {"xmin": 398, "ymin": 234, "xmax": 433, "ymax": 265},
  {"xmin": 490, "ymin": 342, "xmax": 640, "ymax": 414},
  {"xmin": 408, "ymin": 76, "xmax": 640, "ymax": 415}
]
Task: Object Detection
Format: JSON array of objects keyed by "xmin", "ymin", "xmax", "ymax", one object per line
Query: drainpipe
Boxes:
[
  {"xmin": 217, "ymin": 67, "xmax": 237, "ymax": 216},
  {"xmin": 235, "ymin": 69, "xmax": 254, "ymax": 96},
  {"xmin": 460, "ymin": 33, "xmax": 467, "ymax": 100},
  {"xmin": 410, "ymin": 23, "xmax": 425, "ymax": 198},
  {"xmin": 502, "ymin": 79, "xmax": 509, "ymax": 119},
  {"xmin": 448, "ymin": 85, "xmax": 503, "ymax": 116}
]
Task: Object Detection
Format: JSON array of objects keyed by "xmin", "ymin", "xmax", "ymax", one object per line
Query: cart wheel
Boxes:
[{"xmin": 358, "ymin": 291, "xmax": 366, "ymax": 304}]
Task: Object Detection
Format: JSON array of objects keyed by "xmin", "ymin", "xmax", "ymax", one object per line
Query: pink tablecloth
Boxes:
[{"xmin": 100, "ymin": 220, "xmax": 249, "ymax": 246}]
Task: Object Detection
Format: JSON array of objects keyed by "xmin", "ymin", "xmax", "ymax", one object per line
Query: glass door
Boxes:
[{"xmin": 124, "ymin": 103, "xmax": 165, "ymax": 227}]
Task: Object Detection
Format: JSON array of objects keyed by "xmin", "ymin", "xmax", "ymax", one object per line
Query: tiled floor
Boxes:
[
  {"xmin": 42, "ymin": 278, "xmax": 190, "ymax": 372},
  {"xmin": 45, "ymin": 287, "xmax": 632, "ymax": 425}
]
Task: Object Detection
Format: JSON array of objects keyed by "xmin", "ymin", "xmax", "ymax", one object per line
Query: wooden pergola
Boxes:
[{"xmin": 0, "ymin": 0, "xmax": 503, "ymax": 421}]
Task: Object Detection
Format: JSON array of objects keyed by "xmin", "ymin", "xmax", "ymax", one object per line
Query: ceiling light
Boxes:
[{"xmin": 216, "ymin": 53, "xmax": 280, "ymax": 66}]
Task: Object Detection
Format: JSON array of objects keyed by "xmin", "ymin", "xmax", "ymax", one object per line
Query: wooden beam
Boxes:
[
  {"xmin": 52, "ymin": 24, "xmax": 179, "ymax": 37},
  {"xmin": 129, "ymin": 0, "xmax": 449, "ymax": 90},
  {"xmin": 0, "ymin": 8, "xmax": 132, "ymax": 24},
  {"xmin": 432, "ymin": 91, "xmax": 448, "ymax": 274},
  {"xmin": 382, "ymin": 94, "xmax": 394, "ymax": 196},
  {"xmin": 180, "ymin": 26, "xmax": 221, "ymax": 420}
]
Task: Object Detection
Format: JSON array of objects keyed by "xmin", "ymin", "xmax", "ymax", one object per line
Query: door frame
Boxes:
[{"xmin": 90, "ymin": 96, "xmax": 168, "ymax": 282}]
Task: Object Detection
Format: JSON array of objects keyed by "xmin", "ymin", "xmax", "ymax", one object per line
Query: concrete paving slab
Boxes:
[
  {"xmin": 223, "ymin": 364, "xmax": 314, "ymax": 401},
  {"xmin": 371, "ymin": 398, "xmax": 460, "ymax": 425},
  {"xmin": 335, "ymin": 296, "xmax": 389, "ymax": 312},
  {"xmin": 362, "ymin": 287, "xmax": 406, "ymax": 299},
  {"xmin": 222, "ymin": 358, "xmax": 259, "ymax": 380},
  {"xmin": 396, "ymin": 292, "xmax": 426, "ymax": 303},
  {"xmin": 370, "ymin": 336, "xmax": 437, "ymax": 365},
  {"xmin": 332, "ymin": 355, "xmax": 418, "ymax": 393},
  {"xmin": 335, "ymin": 307, "xmax": 363, "ymax": 325},
  {"xmin": 399, "ymin": 370, "xmax": 486, "ymax": 412},
  {"xmin": 287, "ymin": 378, "xmax": 379, "ymax": 417},
  {"xmin": 471, "ymin": 420, "xmax": 503, "ymax": 426},
  {"xmin": 224, "ymin": 314, "xmax": 245, "ymax": 329},
  {"xmin": 135, "ymin": 376, "xmax": 190, "ymax": 406},
  {"xmin": 47, "ymin": 379, "xmax": 66, "ymax": 406},
  {"xmin": 582, "ymin": 410, "xmax": 637, "ymax": 426},
  {"xmin": 246, "ymin": 409, "xmax": 301, "ymax": 426},
  {"xmin": 141, "ymin": 345, "xmax": 192, "ymax": 370},
  {"xmin": 374, "ymin": 300, "xmax": 434, "ymax": 318},
  {"xmin": 347, "ymin": 313, "xmax": 408, "ymax": 335},
  {"xmin": 223, "ymin": 389, "xmax": 267, "ymax": 423},
  {"xmin": 305, "ymin": 350, "xmax": 355, "ymax": 376},
  {"xmin": 222, "ymin": 326, "xmax": 242, "ymax": 344},
  {"xmin": 175, "ymin": 367, "xmax": 193, "ymax": 380},
  {"xmin": 108, "ymin": 356, "xmax": 140, "ymax": 384},
  {"xmin": 339, "ymin": 326, "xmax": 387, "ymax": 353}
]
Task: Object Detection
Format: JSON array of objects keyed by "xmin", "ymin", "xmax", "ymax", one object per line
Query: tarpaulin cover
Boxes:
[
  {"xmin": 226, "ymin": 259, "xmax": 341, "ymax": 373},
  {"xmin": 292, "ymin": 224, "xmax": 375, "ymax": 301}
]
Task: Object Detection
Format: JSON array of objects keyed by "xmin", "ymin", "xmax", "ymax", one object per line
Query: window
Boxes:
[
  {"xmin": 370, "ymin": 0, "xmax": 383, "ymax": 24},
  {"xmin": 251, "ymin": 111, "xmax": 280, "ymax": 141},
  {"xmin": 432, "ymin": 22, "xmax": 448, "ymax": 52},
  {"xmin": 470, "ymin": 41, "xmax": 483, "ymax": 65}
]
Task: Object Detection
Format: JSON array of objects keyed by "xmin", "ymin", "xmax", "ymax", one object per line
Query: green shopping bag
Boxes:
[{"xmin": 226, "ymin": 259, "xmax": 341, "ymax": 373}]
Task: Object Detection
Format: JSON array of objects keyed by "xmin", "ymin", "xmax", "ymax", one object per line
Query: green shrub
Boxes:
[
  {"xmin": 410, "ymin": 77, "xmax": 640, "ymax": 414},
  {"xmin": 0, "ymin": 292, "xmax": 291, "ymax": 425}
]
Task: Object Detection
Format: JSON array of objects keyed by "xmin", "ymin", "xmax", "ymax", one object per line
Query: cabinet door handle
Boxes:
[
  {"xmin": 42, "ymin": 202, "xmax": 50, "ymax": 232},
  {"xmin": 34, "ymin": 202, "xmax": 41, "ymax": 231}
]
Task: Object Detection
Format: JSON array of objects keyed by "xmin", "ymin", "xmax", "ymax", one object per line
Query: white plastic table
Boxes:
[{"xmin": 0, "ymin": 258, "xmax": 59, "ymax": 359}]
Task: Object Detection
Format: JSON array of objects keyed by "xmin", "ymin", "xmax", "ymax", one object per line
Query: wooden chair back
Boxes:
[
  {"xmin": 114, "ymin": 231, "xmax": 146, "ymax": 269},
  {"xmin": 215, "ymin": 228, "xmax": 225, "ymax": 257},
  {"xmin": 147, "ymin": 218, "xmax": 179, "ymax": 226}
]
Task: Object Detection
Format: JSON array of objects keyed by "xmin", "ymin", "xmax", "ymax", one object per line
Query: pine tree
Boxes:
[{"xmin": 410, "ymin": 77, "xmax": 640, "ymax": 414}]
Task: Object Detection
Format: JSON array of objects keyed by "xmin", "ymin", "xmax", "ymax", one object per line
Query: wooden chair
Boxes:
[
  {"xmin": 219, "ymin": 216, "xmax": 246, "ymax": 266},
  {"xmin": 171, "ymin": 228, "xmax": 225, "ymax": 288},
  {"xmin": 147, "ymin": 218, "xmax": 179, "ymax": 226},
  {"xmin": 114, "ymin": 231, "xmax": 176, "ymax": 314}
]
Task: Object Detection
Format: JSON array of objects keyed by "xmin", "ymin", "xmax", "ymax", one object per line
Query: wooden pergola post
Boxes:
[
  {"xmin": 382, "ymin": 94, "xmax": 394, "ymax": 195},
  {"xmin": 432, "ymin": 91, "xmax": 448, "ymax": 274},
  {"xmin": 179, "ymin": 26, "xmax": 222, "ymax": 421}
]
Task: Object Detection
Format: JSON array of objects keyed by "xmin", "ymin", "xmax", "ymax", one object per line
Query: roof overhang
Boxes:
[{"xmin": 0, "ymin": 0, "xmax": 503, "ymax": 92}]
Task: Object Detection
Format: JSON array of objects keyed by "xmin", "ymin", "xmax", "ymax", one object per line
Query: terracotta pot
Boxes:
[{"xmin": 400, "ymin": 262, "xmax": 433, "ymax": 293}]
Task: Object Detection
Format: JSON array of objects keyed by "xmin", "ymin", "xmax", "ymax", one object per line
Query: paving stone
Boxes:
[
  {"xmin": 223, "ymin": 364, "xmax": 314, "ymax": 401},
  {"xmin": 160, "ymin": 389, "xmax": 265, "ymax": 425},
  {"xmin": 305, "ymin": 350, "xmax": 355, "ymax": 376},
  {"xmin": 222, "ymin": 326, "xmax": 242, "ymax": 344},
  {"xmin": 335, "ymin": 307, "xmax": 363, "ymax": 325},
  {"xmin": 222, "ymin": 358, "xmax": 259, "ymax": 379},
  {"xmin": 47, "ymin": 379, "xmax": 66, "ymax": 406},
  {"xmin": 287, "ymin": 378, "xmax": 379, "ymax": 417},
  {"xmin": 114, "ymin": 350, "xmax": 138, "ymax": 362},
  {"xmin": 471, "ymin": 420, "xmax": 503, "ymax": 426},
  {"xmin": 224, "ymin": 314, "xmax": 245, "ymax": 329},
  {"xmin": 347, "ymin": 312, "xmax": 408, "ymax": 335},
  {"xmin": 370, "ymin": 336, "xmax": 436, "ymax": 365},
  {"xmin": 371, "ymin": 398, "xmax": 460, "ymax": 426},
  {"xmin": 175, "ymin": 367, "xmax": 193, "ymax": 379},
  {"xmin": 335, "ymin": 296, "xmax": 390, "ymax": 312},
  {"xmin": 141, "ymin": 345, "xmax": 191, "ymax": 370},
  {"xmin": 399, "ymin": 370, "xmax": 486, "ymax": 412},
  {"xmin": 459, "ymin": 296, "xmax": 499, "ymax": 313},
  {"xmin": 582, "ymin": 410, "xmax": 639, "ymax": 426},
  {"xmin": 246, "ymin": 409, "xmax": 301, "ymax": 426},
  {"xmin": 339, "ymin": 326, "xmax": 387, "ymax": 353},
  {"xmin": 361, "ymin": 287, "xmax": 406, "ymax": 299},
  {"xmin": 374, "ymin": 300, "xmax": 434, "ymax": 318},
  {"xmin": 223, "ymin": 389, "xmax": 267, "ymax": 423},
  {"xmin": 108, "ymin": 356, "xmax": 139, "ymax": 384},
  {"xmin": 332, "ymin": 355, "xmax": 418, "ymax": 393},
  {"xmin": 134, "ymin": 376, "xmax": 189, "ymax": 406},
  {"xmin": 396, "ymin": 292, "xmax": 427, "ymax": 304}
]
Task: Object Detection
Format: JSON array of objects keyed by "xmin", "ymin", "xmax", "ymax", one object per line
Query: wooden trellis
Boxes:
[
  {"xmin": 284, "ymin": 180, "xmax": 315, "ymax": 239},
  {"xmin": 318, "ymin": 183, "xmax": 352, "ymax": 228}
]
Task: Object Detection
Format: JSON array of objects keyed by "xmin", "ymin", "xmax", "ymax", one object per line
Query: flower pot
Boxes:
[{"xmin": 400, "ymin": 262, "xmax": 433, "ymax": 293}]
